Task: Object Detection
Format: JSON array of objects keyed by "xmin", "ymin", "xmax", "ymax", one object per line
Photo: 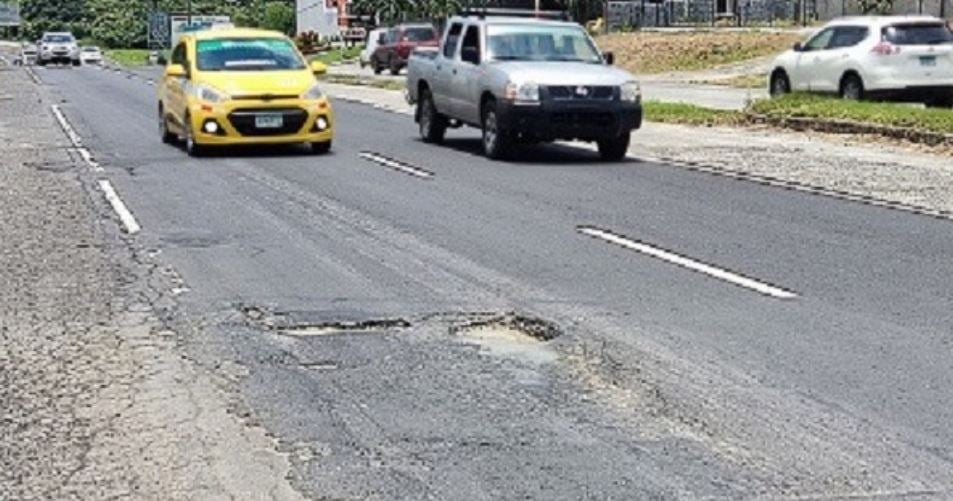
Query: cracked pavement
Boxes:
[{"xmin": 0, "ymin": 60, "xmax": 305, "ymax": 501}]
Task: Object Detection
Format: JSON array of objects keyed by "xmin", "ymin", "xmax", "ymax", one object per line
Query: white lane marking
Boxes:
[
  {"xmin": 359, "ymin": 151, "xmax": 433, "ymax": 179},
  {"xmin": 577, "ymin": 226, "xmax": 798, "ymax": 300},
  {"xmin": 50, "ymin": 105, "xmax": 104, "ymax": 172},
  {"xmin": 98, "ymin": 180, "xmax": 141, "ymax": 235}
]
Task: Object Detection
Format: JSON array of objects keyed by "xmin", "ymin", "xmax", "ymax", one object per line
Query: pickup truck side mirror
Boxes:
[
  {"xmin": 603, "ymin": 51, "xmax": 615, "ymax": 65},
  {"xmin": 461, "ymin": 46, "xmax": 480, "ymax": 65}
]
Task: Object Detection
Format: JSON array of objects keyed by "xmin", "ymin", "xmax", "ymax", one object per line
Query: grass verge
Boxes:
[
  {"xmin": 104, "ymin": 49, "xmax": 153, "ymax": 67},
  {"xmin": 320, "ymin": 73, "xmax": 405, "ymax": 92},
  {"xmin": 595, "ymin": 31, "xmax": 801, "ymax": 74},
  {"xmin": 750, "ymin": 93, "xmax": 953, "ymax": 136},
  {"xmin": 310, "ymin": 46, "xmax": 363, "ymax": 65},
  {"xmin": 643, "ymin": 101, "xmax": 744, "ymax": 126}
]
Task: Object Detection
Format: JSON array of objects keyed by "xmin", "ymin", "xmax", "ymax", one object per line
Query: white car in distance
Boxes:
[
  {"xmin": 80, "ymin": 46, "xmax": 103, "ymax": 65},
  {"xmin": 769, "ymin": 16, "xmax": 953, "ymax": 107}
]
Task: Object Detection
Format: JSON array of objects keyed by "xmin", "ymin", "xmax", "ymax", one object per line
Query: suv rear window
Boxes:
[
  {"xmin": 402, "ymin": 27, "xmax": 435, "ymax": 42},
  {"xmin": 883, "ymin": 23, "xmax": 953, "ymax": 45}
]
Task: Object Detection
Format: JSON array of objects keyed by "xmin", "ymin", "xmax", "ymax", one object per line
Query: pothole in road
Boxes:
[
  {"xmin": 239, "ymin": 304, "xmax": 411, "ymax": 337},
  {"xmin": 451, "ymin": 313, "xmax": 562, "ymax": 364}
]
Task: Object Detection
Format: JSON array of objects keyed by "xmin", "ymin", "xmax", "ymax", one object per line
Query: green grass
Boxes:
[
  {"xmin": 103, "ymin": 49, "xmax": 153, "ymax": 67},
  {"xmin": 319, "ymin": 73, "xmax": 405, "ymax": 92},
  {"xmin": 309, "ymin": 45, "xmax": 363, "ymax": 65},
  {"xmin": 643, "ymin": 101, "xmax": 744, "ymax": 126},
  {"xmin": 750, "ymin": 93, "xmax": 953, "ymax": 136}
]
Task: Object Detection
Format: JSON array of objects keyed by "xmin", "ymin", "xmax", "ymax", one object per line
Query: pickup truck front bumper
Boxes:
[{"xmin": 496, "ymin": 100, "xmax": 642, "ymax": 142}]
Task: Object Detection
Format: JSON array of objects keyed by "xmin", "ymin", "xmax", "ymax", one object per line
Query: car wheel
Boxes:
[
  {"xmin": 37, "ymin": 59, "xmax": 46, "ymax": 67},
  {"xmin": 72, "ymin": 59, "xmax": 81, "ymax": 67},
  {"xmin": 418, "ymin": 90, "xmax": 447, "ymax": 144},
  {"xmin": 372, "ymin": 58, "xmax": 382, "ymax": 75},
  {"xmin": 840, "ymin": 73, "xmax": 864, "ymax": 101},
  {"xmin": 597, "ymin": 133, "xmax": 631, "ymax": 162},
  {"xmin": 311, "ymin": 140, "xmax": 332, "ymax": 154},
  {"xmin": 159, "ymin": 106, "xmax": 176, "ymax": 144},
  {"xmin": 184, "ymin": 115, "xmax": 205, "ymax": 157},
  {"xmin": 769, "ymin": 71, "xmax": 790, "ymax": 98},
  {"xmin": 926, "ymin": 95, "xmax": 953, "ymax": 108},
  {"xmin": 481, "ymin": 100, "xmax": 510, "ymax": 160},
  {"xmin": 389, "ymin": 60, "xmax": 401, "ymax": 76}
]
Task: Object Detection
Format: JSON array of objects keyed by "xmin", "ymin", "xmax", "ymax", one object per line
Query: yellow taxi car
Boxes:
[{"xmin": 158, "ymin": 28, "xmax": 333, "ymax": 156}]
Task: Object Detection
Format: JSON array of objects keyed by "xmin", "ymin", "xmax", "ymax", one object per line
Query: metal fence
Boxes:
[{"xmin": 606, "ymin": 0, "xmax": 949, "ymax": 28}]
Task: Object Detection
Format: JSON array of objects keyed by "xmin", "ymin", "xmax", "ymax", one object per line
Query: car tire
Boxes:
[
  {"xmin": 389, "ymin": 60, "xmax": 400, "ymax": 76},
  {"xmin": 311, "ymin": 141, "xmax": 332, "ymax": 154},
  {"xmin": 37, "ymin": 59, "xmax": 46, "ymax": 67},
  {"xmin": 597, "ymin": 133, "xmax": 631, "ymax": 162},
  {"xmin": 184, "ymin": 115, "xmax": 205, "ymax": 157},
  {"xmin": 418, "ymin": 90, "xmax": 447, "ymax": 144},
  {"xmin": 769, "ymin": 71, "xmax": 790, "ymax": 98},
  {"xmin": 840, "ymin": 73, "xmax": 864, "ymax": 101},
  {"xmin": 72, "ymin": 59, "xmax": 81, "ymax": 67},
  {"xmin": 481, "ymin": 100, "xmax": 510, "ymax": 160},
  {"xmin": 372, "ymin": 58, "xmax": 382, "ymax": 75},
  {"xmin": 159, "ymin": 106, "xmax": 176, "ymax": 144},
  {"xmin": 926, "ymin": 95, "xmax": 953, "ymax": 108}
]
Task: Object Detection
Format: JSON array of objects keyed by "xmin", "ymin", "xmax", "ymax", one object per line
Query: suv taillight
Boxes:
[{"xmin": 871, "ymin": 41, "xmax": 900, "ymax": 55}]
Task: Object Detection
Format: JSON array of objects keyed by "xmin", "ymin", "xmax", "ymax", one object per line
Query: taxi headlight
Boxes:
[
  {"xmin": 621, "ymin": 81, "xmax": 641, "ymax": 103},
  {"xmin": 302, "ymin": 83, "xmax": 324, "ymax": 100},
  {"xmin": 191, "ymin": 83, "xmax": 228, "ymax": 103}
]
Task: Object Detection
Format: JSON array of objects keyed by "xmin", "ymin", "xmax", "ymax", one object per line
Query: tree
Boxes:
[
  {"xmin": 21, "ymin": 0, "xmax": 88, "ymax": 39},
  {"xmin": 261, "ymin": 1, "xmax": 294, "ymax": 35}
]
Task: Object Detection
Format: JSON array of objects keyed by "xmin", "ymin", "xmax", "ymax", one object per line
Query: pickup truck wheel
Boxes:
[
  {"xmin": 597, "ymin": 133, "xmax": 630, "ymax": 162},
  {"xmin": 418, "ymin": 92, "xmax": 447, "ymax": 143},
  {"xmin": 482, "ymin": 102, "xmax": 510, "ymax": 160}
]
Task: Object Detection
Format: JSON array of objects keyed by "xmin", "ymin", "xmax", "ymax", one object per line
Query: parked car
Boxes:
[
  {"xmin": 360, "ymin": 28, "xmax": 387, "ymax": 69},
  {"xmin": 37, "ymin": 32, "xmax": 80, "ymax": 66},
  {"xmin": 157, "ymin": 28, "xmax": 333, "ymax": 156},
  {"xmin": 769, "ymin": 16, "xmax": 953, "ymax": 107},
  {"xmin": 80, "ymin": 46, "xmax": 103, "ymax": 65},
  {"xmin": 18, "ymin": 42, "xmax": 38, "ymax": 65},
  {"xmin": 406, "ymin": 13, "xmax": 642, "ymax": 160},
  {"xmin": 370, "ymin": 23, "xmax": 438, "ymax": 75}
]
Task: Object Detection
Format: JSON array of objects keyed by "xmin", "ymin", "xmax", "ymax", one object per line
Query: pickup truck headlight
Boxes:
[
  {"xmin": 301, "ymin": 83, "xmax": 324, "ymax": 100},
  {"xmin": 190, "ymin": 83, "xmax": 229, "ymax": 104},
  {"xmin": 621, "ymin": 81, "xmax": 641, "ymax": 103},
  {"xmin": 504, "ymin": 82, "xmax": 540, "ymax": 104}
]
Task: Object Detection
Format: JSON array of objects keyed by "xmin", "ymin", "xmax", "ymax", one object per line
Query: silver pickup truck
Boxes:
[{"xmin": 406, "ymin": 14, "xmax": 642, "ymax": 160}]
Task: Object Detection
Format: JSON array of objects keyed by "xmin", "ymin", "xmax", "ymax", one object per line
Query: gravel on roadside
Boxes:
[{"xmin": 0, "ymin": 63, "xmax": 306, "ymax": 501}]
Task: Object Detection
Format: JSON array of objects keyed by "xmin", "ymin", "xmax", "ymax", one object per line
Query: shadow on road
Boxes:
[{"xmin": 436, "ymin": 138, "xmax": 639, "ymax": 166}]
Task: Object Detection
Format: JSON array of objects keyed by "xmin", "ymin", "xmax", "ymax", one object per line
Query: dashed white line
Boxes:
[
  {"xmin": 98, "ymin": 180, "xmax": 141, "ymax": 235},
  {"xmin": 359, "ymin": 151, "xmax": 434, "ymax": 179},
  {"xmin": 577, "ymin": 226, "xmax": 798, "ymax": 300}
]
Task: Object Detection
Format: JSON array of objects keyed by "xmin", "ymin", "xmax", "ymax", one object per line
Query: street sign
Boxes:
[
  {"xmin": 148, "ymin": 12, "xmax": 171, "ymax": 50},
  {"xmin": 169, "ymin": 15, "xmax": 231, "ymax": 47},
  {"xmin": 0, "ymin": 2, "xmax": 21, "ymax": 27}
]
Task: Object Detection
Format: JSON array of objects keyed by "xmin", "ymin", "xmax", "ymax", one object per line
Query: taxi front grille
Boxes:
[{"xmin": 227, "ymin": 108, "xmax": 308, "ymax": 136}]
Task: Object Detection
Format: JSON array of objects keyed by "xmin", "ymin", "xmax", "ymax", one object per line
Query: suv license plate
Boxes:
[
  {"xmin": 255, "ymin": 114, "xmax": 283, "ymax": 129},
  {"xmin": 920, "ymin": 56, "xmax": 937, "ymax": 67}
]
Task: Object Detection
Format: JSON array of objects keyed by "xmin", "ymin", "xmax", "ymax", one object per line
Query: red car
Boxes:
[{"xmin": 370, "ymin": 24, "xmax": 438, "ymax": 75}]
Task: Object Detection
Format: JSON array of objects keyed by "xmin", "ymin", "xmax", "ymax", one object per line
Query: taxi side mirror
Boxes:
[
  {"xmin": 310, "ymin": 60, "xmax": 327, "ymax": 75},
  {"xmin": 165, "ymin": 63, "xmax": 187, "ymax": 78}
]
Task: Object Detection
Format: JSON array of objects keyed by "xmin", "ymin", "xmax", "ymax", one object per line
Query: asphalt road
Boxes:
[{"xmin": 38, "ymin": 64, "xmax": 953, "ymax": 499}]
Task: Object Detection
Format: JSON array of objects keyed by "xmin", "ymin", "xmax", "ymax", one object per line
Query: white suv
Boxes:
[
  {"xmin": 769, "ymin": 16, "xmax": 953, "ymax": 107},
  {"xmin": 38, "ymin": 32, "xmax": 81, "ymax": 67}
]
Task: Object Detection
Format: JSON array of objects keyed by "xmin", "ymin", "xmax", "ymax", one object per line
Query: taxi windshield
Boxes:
[{"xmin": 196, "ymin": 38, "xmax": 305, "ymax": 71}]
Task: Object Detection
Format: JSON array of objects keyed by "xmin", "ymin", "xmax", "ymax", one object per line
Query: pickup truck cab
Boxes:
[
  {"xmin": 371, "ymin": 24, "xmax": 439, "ymax": 75},
  {"xmin": 406, "ymin": 14, "xmax": 642, "ymax": 160}
]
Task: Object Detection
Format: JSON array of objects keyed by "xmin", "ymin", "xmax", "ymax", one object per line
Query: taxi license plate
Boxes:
[
  {"xmin": 920, "ymin": 56, "xmax": 937, "ymax": 67},
  {"xmin": 255, "ymin": 114, "xmax": 283, "ymax": 129}
]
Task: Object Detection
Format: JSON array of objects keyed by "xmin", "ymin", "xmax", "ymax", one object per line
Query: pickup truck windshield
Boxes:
[
  {"xmin": 196, "ymin": 38, "xmax": 305, "ymax": 71},
  {"xmin": 486, "ymin": 24, "xmax": 601, "ymax": 63}
]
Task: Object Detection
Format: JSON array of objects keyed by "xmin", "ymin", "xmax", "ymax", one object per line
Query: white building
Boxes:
[{"xmin": 296, "ymin": 0, "xmax": 341, "ymax": 37}]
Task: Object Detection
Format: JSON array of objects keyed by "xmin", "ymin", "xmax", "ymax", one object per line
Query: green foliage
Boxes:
[
  {"xmin": 643, "ymin": 101, "xmax": 744, "ymax": 126},
  {"xmin": 749, "ymin": 93, "xmax": 953, "ymax": 135},
  {"xmin": 262, "ymin": 1, "xmax": 295, "ymax": 36},
  {"xmin": 350, "ymin": 0, "xmax": 461, "ymax": 24},
  {"xmin": 857, "ymin": 0, "xmax": 893, "ymax": 14},
  {"xmin": 19, "ymin": 0, "xmax": 294, "ymax": 48}
]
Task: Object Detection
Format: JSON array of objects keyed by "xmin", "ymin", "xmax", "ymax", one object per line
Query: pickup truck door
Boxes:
[
  {"xmin": 432, "ymin": 22, "xmax": 463, "ymax": 115},
  {"xmin": 452, "ymin": 24, "xmax": 483, "ymax": 124}
]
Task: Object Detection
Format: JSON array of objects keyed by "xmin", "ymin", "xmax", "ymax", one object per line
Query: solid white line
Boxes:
[
  {"xmin": 50, "ymin": 105, "xmax": 104, "ymax": 172},
  {"xmin": 359, "ymin": 152, "xmax": 433, "ymax": 179},
  {"xmin": 578, "ymin": 226, "xmax": 798, "ymax": 299},
  {"xmin": 98, "ymin": 180, "xmax": 141, "ymax": 235}
]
